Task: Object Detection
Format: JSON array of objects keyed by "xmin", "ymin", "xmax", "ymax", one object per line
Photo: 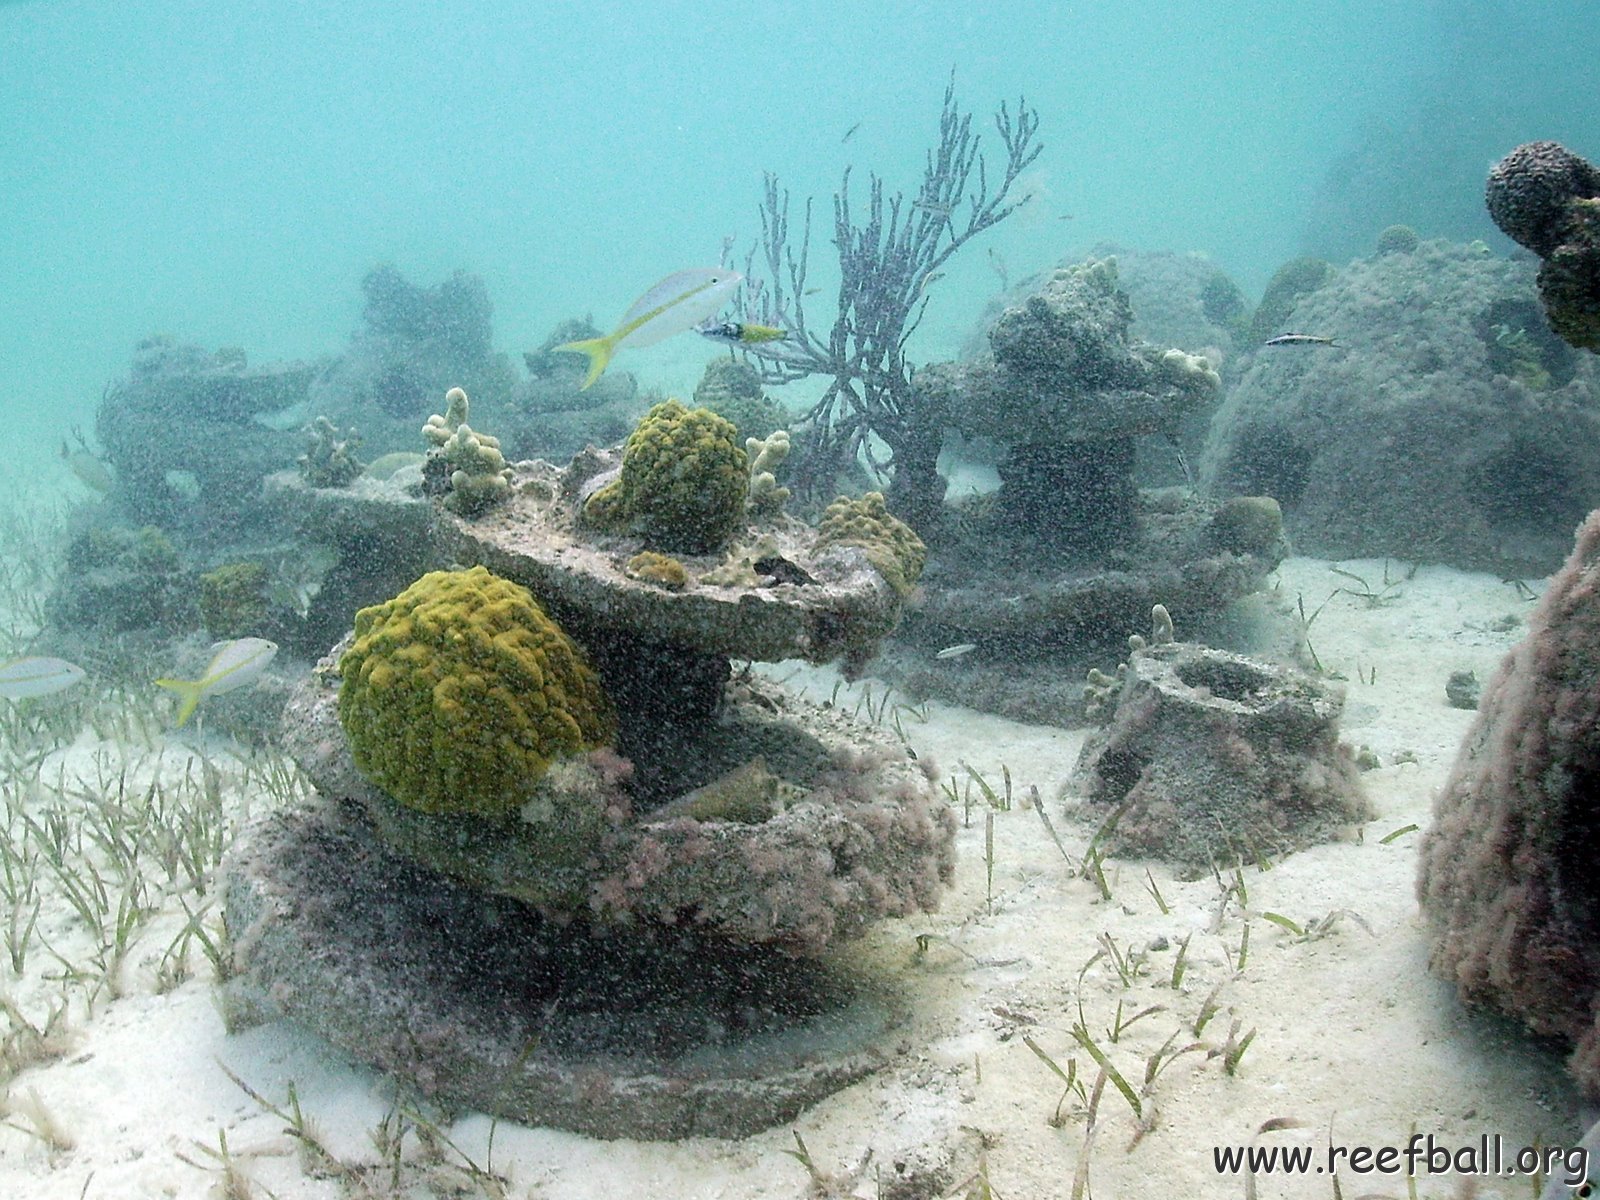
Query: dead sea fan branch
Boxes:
[{"xmin": 741, "ymin": 74, "xmax": 1041, "ymax": 522}]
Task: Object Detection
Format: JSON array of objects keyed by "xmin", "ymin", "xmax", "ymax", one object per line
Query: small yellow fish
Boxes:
[
  {"xmin": 155, "ymin": 637, "xmax": 278, "ymax": 726},
  {"xmin": 696, "ymin": 320, "xmax": 789, "ymax": 347},
  {"xmin": 555, "ymin": 267, "xmax": 743, "ymax": 390},
  {"xmin": 0, "ymin": 656, "xmax": 86, "ymax": 699}
]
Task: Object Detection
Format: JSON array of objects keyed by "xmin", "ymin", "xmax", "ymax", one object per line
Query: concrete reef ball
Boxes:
[
  {"xmin": 1486, "ymin": 141, "xmax": 1600, "ymax": 352},
  {"xmin": 584, "ymin": 399, "xmax": 749, "ymax": 555},
  {"xmin": 337, "ymin": 565, "xmax": 615, "ymax": 818}
]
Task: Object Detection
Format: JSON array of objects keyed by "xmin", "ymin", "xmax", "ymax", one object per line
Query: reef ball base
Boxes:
[{"xmin": 220, "ymin": 798, "xmax": 905, "ymax": 1139}]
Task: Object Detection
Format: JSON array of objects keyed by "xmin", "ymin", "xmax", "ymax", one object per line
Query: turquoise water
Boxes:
[{"xmin": 13, "ymin": 0, "xmax": 1594, "ymax": 457}]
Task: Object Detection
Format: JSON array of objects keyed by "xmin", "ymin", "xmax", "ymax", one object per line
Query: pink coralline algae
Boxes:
[{"xmin": 1419, "ymin": 508, "xmax": 1600, "ymax": 1096}]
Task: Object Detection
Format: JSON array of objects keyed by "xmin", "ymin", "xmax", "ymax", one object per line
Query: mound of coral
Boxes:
[
  {"xmin": 583, "ymin": 398, "xmax": 750, "ymax": 554},
  {"xmin": 338, "ymin": 565, "xmax": 615, "ymax": 819},
  {"xmin": 1486, "ymin": 141, "xmax": 1600, "ymax": 352},
  {"xmin": 1201, "ymin": 238, "xmax": 1600, "ymax": 574}
]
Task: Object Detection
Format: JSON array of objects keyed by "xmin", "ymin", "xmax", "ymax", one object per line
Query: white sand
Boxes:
[{"xmin": 0, "ymin": 555, "xmax": 1583, "ymax": 1199}]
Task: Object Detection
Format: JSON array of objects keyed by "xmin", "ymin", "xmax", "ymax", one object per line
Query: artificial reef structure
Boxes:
[
  {"xmin": 224, "ymin": 390, "xmax": 957, "ymax": 1138},
  {"xmin": 879, "ymin": 258, "xmax": 1286, "ymax": 724},
  {"xmin": 1418, "ymin": 508, "xmax": 1600, "ymax": 1100},
  {"xmin": 1070, "ymin": 608, "xmax": 1369, "ymax": 874},
  {"xmin": 1202, "ymin": 235, "xmax": 1600, "ymax": 575}
]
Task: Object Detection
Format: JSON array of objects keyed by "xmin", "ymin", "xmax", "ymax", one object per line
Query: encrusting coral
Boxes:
[
  {"xmin": 583, "ymin": 399, "xmax": 749, "ymax": 555},
  {"xmin": 1418, "ymin": 508, "xmax": 1600, "ymax": 1097},
  {"xmin": 814, "ymin": 491, "xmax": 927, "ymax": 596},
  {"xmin": 337, "ymin": 565, "xmax": 616, "ymax": 819},
  {"xmin": 421, "ymin": 386, "xmax": 513, "ymax": 516},
  {"xmin": 623, "ymin": 550, "xmax": 688, "ymax": 591}
]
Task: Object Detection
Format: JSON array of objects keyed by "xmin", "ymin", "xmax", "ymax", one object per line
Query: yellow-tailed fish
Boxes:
[
  {"xmin": 0, "ymin": 656, "xmax": 86, "ymax": 699},
  {"xmin": 155, "ymin": 637, "xmax": 278, "ymax": 726},
  {"xmin": 555, "ymin": 267, "xmax": 743, "ymax": 390},
  {"xmin": 696, "ymin": 319, "xmax": 789, "ymax": 347}
]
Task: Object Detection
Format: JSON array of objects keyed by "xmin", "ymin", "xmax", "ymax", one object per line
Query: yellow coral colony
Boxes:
[{"xmin": 338, "ymin": 566, "xmax": 615, "ymax": 818}]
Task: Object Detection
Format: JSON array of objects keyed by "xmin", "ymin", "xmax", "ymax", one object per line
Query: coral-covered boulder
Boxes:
[{"xmin": 1419, "ymin": 508, "xmax": 1600, "ymax": 1097}]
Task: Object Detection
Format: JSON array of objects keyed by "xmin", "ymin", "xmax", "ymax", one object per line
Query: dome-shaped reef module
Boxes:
[{"xmin": 1418, "ymin": 508, "xmax": 1600, "ymax": 1100}]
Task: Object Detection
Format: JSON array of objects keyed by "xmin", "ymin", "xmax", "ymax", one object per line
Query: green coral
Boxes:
[
  {"xmin": 198, "ymin": 562, "xmax": 270, "ymax": 639},
  {"xmin": 1208, "ymin": 495, "xmax": 1284, "ymax": 557},
  {"xmin": 1248, "ymin": 257, "xmax": 1334, "ymax": 343},
  {"xmin": 338, "ymin": 566, "xmax": 616, "ymax": 819},
  {"xmin": 814, "ymin": 492, "xmax": 927, "ymax": 596},
  {"xmin": 623, "ymin": 550, "xmax": 689, "ymax": 591},
  {"xmin": 584, "ymin": 399, "xmax": 749, "ymax": 555}
]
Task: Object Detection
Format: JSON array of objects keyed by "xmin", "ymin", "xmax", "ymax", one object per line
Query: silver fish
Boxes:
[
  {"xmin": 936, "ymin": 643, "xmax": 977, "ymax": 660},
  {"xmin": 0, "ymin": 656, "xmax": 86, "ymax": 700},
  {"xmin": 1262, "ymin": 333, "xmax": 1337, "ymax": 347}
]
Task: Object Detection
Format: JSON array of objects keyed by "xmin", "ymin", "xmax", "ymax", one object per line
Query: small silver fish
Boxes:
[
  {"xmin": 936, "ymin": 643, "xmax": 977, "ymax": 660},
  {"xmin": 0, "ymin": 656, "xmax": 86, "ymax": 700},
  {"xmin": 1262, "ymin": 333, "xmax": 1337, "ymax": 347}
]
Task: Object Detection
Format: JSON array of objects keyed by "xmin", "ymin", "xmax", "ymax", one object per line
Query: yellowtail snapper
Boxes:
[
  {"xmin": 155, "ymin": 637, "xmax": 278, "ymax": 726},
  {"xmin": 555, "ymin": 267, "xmax": 743, "ymax": 390},
  {"xmin": 0, "ymin": 656, "xmax": 86, "ymax": 699}
]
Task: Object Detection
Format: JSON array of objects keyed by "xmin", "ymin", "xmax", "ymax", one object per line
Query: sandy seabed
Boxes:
[{"xmin": 0, "ymin": 553, "xmax": 1580, "ymax": 1200}]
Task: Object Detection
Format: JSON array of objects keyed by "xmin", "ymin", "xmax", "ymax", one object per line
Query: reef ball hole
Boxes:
[
  {"xmin": 1176, "ymin": 658, "xmax": 1270, "ymax": 702},
  {"xmin": 1095, "ymin": 747, "xmax": 1147, "ymax": 797}
]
